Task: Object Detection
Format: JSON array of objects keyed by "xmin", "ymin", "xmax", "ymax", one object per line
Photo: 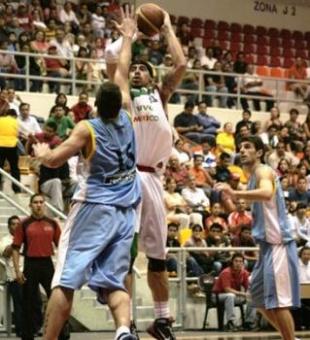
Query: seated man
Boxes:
[
  {"xmin": 212, "ymin": 253, "xmax": 257, "ymax": 331},
  {"xmin": 242, "ymin": 64, "xmax": 274, "ymax": 112},
  {"xmin": 166, "ymin": 223, "xmax": 181, "ymax": 277}
]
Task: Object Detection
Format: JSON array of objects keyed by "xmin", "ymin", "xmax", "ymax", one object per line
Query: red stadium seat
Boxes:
[
  {"xmin": 231, "ymin": 33, "xmax": 241, "ymax": 42},
  {"xmin": 269, "ymin": 37, "xmax": 280, "ymax": 47},
  {"xmin": 270, "ymin": 57, "xmax": 281, "ymax": 67},
  {"xmin": 256, "ymin": 65, "xmax": 270, "ymax": 76},
  {"xmin": 304, "ymin": 31, "xmax": 310, "ymax": 41},
  {"xmin": 217, "ymin": 20, "xmax": 229, "ymax": 31},
  {"xmin": 256, "ymin": 45, "xmax": 268, "ymax": 55},
  {"xmin": 243, "ymin": 34, "xmax": 255, "ymax": 44},
  {"xmin": 203, "ymin": 38, "xmax": 213, "ymax": 49},
  {"xmin": 217, "ymin": 30, "xmax": 229, "ymax": 41},
  {"xmin": 294, "ymin": 40, "xmax": 305, "ymax": 49},
  {"xmin": 282, "ymin": 39, "xmax": 293, "ymax": 48},
  {"xmin": 280, "ymin": 29, "xmax": 291, "ymax": 40},
  {"xmin": 257, "ymin": 35, "xmax": 269, "ymax": 45},
  {"xmin": 245, "ymin": 54, "xmax": 255, "ymax": 64},
  {"xmin": 244, "ymin": 44, "xmax": 255, "ymax": 54},
  {"xmin": 243, "ymin": 24, "xmax": 255, "ymax": 35},
  {"xmin": 177, "ymin": 16, "xmax": 190, "ymax": 26},
  {"xmin": 219, "ymin": 40, "xmax": 229, "ymax": 50},
  {"xmin": 204, "ymin": 19, "xmax": 216, "ymax": 30},
  {"xmin": 191, "ymin": 27, "xmax": 204, "ymax": 38},
  {"xmin": 204, "ymin": 29, "xmax": 216, "ymax": 39},
  {"xmin": 268, "ymin": 27, "xmax": 279, "ymax": 38},
  {"xmin": 256, "ymin": 55, "xmax": 268, "ymax": 66},
  {"xmin": 283, "ymin": 58, "xmax": 294, "ymax": 68},
  {"xmin": 230, "ymin": 23, "xmax": 242, "ymax": 33},
  {"xmin": 191, "ymin": 18, "xmax": 203, "ymax": 28},
  {"xmin": 295, "ymin": 49, "xmax": 308, "ymax": 59},
  {"xmin": 270, "ymin": 47, "xmax": 281, "ymax": 57},
  {"xmin": 292, "ymin": 30, "xmax": 303, "ymax": 40},
  {"xmin": 283, "ymin": 49, "xmax": 293, "ymax": 58},
  {"xmin": 230, "ymin": 42, "xmax": 241, "ymax": 53},
  {"xmin": 255, "ymin": 26, "xmax": 267, "ymax": 36},
  {"xmin": 270, "ymin": 67, "xmax": 284, "ymax": 78}
]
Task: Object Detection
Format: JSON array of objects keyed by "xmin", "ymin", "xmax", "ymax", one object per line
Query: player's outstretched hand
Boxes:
[
  {"xmin": 33, "ymin": 142, "xmax": 51, "ymax": 161},
  {"xmin": 214, "ymin": 182, "xmax": 236, "ymax": 200},
  {"xmin": 112, "ymin": 4, "xmax": 137, "ymax": 39}
]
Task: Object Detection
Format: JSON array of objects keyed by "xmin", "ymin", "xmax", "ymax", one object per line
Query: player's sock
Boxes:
[
  {"xmin": 115, "ymin": 326, "xmax": 130, "ymax": 340},
  {"xmin": 154, "ymin": 301, "xmax": 170, "ymax": 318}
]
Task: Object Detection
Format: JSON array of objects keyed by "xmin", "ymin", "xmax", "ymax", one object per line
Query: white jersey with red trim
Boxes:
[{"xmin": 131, "ymin": 87, "xmax": 172, "ymax": 168}]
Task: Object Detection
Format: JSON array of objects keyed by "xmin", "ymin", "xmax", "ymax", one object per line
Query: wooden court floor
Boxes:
[{"xmin": 3, "ymin": 330, "xmax": 310, "ymax": 339}]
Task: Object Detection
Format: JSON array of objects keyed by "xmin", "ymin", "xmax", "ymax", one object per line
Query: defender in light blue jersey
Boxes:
[
  {"xmin": 34, "ymin": 47, "xmax": 141, "ymax": 340},
  {"xmin": 216, "ymin": 136, "xmax": 299, "ymax": 340}
]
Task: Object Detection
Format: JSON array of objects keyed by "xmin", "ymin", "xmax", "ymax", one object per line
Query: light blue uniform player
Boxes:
[
  {"xmin": 34, "ymin": 80, "xmax": 141, "ymax": 340},
  {"xmin": 216, "ymin": 135, "xmax": 300, "ymax": 340},
  {"xmin": 52, "ymin": 112, "xmax": 141, "ymax": 299}
]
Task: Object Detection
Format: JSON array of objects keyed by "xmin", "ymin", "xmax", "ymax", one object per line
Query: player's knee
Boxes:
[{"xmin": 148, "ymin": 257, "xmax": 166, "ymax": 272}]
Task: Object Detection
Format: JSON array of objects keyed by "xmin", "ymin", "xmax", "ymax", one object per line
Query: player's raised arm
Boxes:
[
  {"xmin": 33, "ymin": 121, "xmax": 90, "ymax": 168},
  {"xmin": 159, "ymin": 11, "xmax": 187, "ymax": 105},
  {"xmin": 111, "ymin": 6, "xmax": 136, "ymax": 112}
]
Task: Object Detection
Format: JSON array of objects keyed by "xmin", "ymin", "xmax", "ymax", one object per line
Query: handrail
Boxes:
[
  {"xmin": 0, "ymin": 49, "xmax": 308, "ymax": 110},
  {"xmin": 0, "ymin": 168, "xmax": 67, "ymax": 220},
  {"xmin": 0, "ymin": 191, "xmax": 29, "ymax": 216}
]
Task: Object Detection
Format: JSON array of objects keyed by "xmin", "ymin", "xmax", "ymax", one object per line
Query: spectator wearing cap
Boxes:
[
  {"xmin": 189, "ymin": 154, "xmax": 214, "ymax": 190},
  {"xmin": 174, "ymin": 101, "xmax": 210, "ymax": 144},
  {"xmin": 228, "ymin": 199, "xmax": 252, "ymax": 236}
]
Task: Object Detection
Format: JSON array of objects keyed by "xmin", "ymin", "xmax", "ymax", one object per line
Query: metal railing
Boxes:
[{"xmin": 0, "ymin": 49, "xmax": 309, "ymax": 110}]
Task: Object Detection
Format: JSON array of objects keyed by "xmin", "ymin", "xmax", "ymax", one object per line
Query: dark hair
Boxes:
[
  {"xmin": 45, "ymin": 121, "xmax": 57, "ymax": 131},
  {"xmin": 6, "ymin": 108, "xmax": 17, "ymax": 117},
  {"xmin": 191, "ymin": 224, "xmax": 203, "ymax": 231},
  {"xmin": 30, "ymin": 193, "xmax": 44, "ymax": 204},
  {"xmin": 197, "ymin": 100, "xmax": 207, "ymax": 107},
  {"xmin": 19, "ymin": 102, "xmax": 29, "ymax": 110},
  {"xmin": 240, "ymin": 224, "xmax": 251, "ymax": 233},
  {"xmin": 55, "ymin": 92, "xmax": 67, "ymax": 105},
  {"xmin": 240, "ymin": 135, "xmax": 265, "ymax": 153},
  {"xmin": 8, "ymin": 215, "xmax": 19, "ymax": 226},
  {"xmin": 242, "ymin": 109, "xmax": 251, "ymax": 116},
  {"xmin": 231, "ymin": 252, "xmax": 244, "ymax": 263},
  {"xmin": 210, "ymin": 223, "xmax": 223, "ymax": 231},
  {"xmin": 219, "ymin": 152, "xmax": 231, "ymax": 161},
  {"xmin": 296, "ymin": 202, "xmax": 307, "ymax": 210},
  {"xmin": 267, "ymin": 124, "xmax": 278, "ymax": 131},
  {"xmin": 168, "ymin": 223, "xmax": 179, "ymax": 230},
  {"xmin": 193, "ymin": 153, "xmax": 204, "ymax": 161},
  {"xmin": 184, "ymin": 101, "xmax": 195, "ymax": 109},
  {"xmin": 299, "ymin": 246, "xmax": 310, "ymax": 258},
  {"xmin": 95, "ymin": 82, "xmax": 122, "ymax": 120},
  {"xmin": 289, "ymin": 108, "xmax": 299, "ymax": 115}
]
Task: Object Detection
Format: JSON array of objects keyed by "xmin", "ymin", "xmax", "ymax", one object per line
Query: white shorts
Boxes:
[{"xmin": 136, "ymin": 171, "xmax": 167, "ymax": 260}]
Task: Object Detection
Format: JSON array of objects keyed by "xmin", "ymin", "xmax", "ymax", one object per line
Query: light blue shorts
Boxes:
[
  {"xmin": 250, "ymin": 240, "xmax": 300, "ymax": 309},
  {"xmin": 52, "ymin": 202, "xmax": 135, "ymax": 303}
]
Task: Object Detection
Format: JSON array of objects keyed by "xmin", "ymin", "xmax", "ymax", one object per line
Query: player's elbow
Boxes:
[{"xmin": 261, "ymin": 190, "xmax": 274, "ymax": 201}]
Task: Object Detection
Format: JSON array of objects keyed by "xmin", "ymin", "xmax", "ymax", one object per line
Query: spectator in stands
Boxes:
[
  {"xmin": 184, "ymin": 224, "xmax": 212, "ymax": 276},
  {"xmin": 71, "ymin": 91, "xmax": 94, "ymax": 123},
  {"xmin": 242, "ymin": 64, "xmax": 274, "ymax": 112},
  {"xmin": 0, "ymin": 88, "xmax": 9, "ymax": 115},
  {"xmin": 7, "ymin": 88, "xmax": 22, "ymax": 116},
  {"xmin": 180, "ymin": 60, "xmax": 200, "ymax": 103},
  {"xmin": 44, "ymin": 45, "xmax": 70, "ymax": 93},
  {"xmin": 212, "ymin": 253, "xmax": 256, "ymax": 331},
  {"xmin": 18, "ymin": 102, "xmax": 41, "ymax": 143},
  {"xmin": 45, "ymin": 18, "xmax": 57, "ymax": 42},
  {"xmin": 289, "ymin": 176, "xmax": 310, "ymax": 205},
  {"xmin": 174, "ymin": 101, "xmax": 208, "ymax": 144},
  {"xmin": 260, "ymin": 124, "xmax": 279, "ymax": 150},
  {"xmin": 201, "ymin": 138, "xmax": 217, "ymax": 170},
  {"xmin": 223, "ymin": 61, "xmax": 237, "ymax": 108},
  {"xmin": 201, "ymin": 47, "xmax": 217, "ymax": 70},
  {"xmin": 186, "ymin": 46, "xmax": 198, "ymax": 68},
  {"xmin": 205, "ymin": 202, "xmax": 228, "ymax": 234},
  {"xmin": 189, "ymin": 154, "xmax": 214, "ymax": 189},
  {"xmin": 0, "ymin": 109, "xmax": 20, "ymax": 193},
  {"xmin": 31, "ymin": 8, "xmax": 47, "ymax": 31},
  {"xmin": 12, "ymin": 194, "xmax": 62, "ymax": 340},
  {"xmin": 50, "ymin": 93, "xmax": 70, "ymax": 116},
  {"xmin": 233, "ymin": 52, "xmax": 247, "ymax": 74},
  {"xmin": 0, "ymin": 15, "xmax": 9, "ymax": 42},
  {"xmin": 292, "ymin": 246, "xmax": 310, "ymax": 330},
  {"xmin": 59, "ymin": 1, "xmax": 79, "ymax": 30},
  {"xmin": 165, "ymin": 155, "xmax": 189, "ymax": 191},
  {"xmin": 181, "ymin": 174, "xmax": 210, "ymax": 216},
  {"xmin": 235, "ymin": 124, "xmax": 251, "ymax": 151},
  {"xmin": 91, "ymin": 5, "xmax": 106, "ymax": 38},
  {"xmin": 235, "ymin": 110, "xmax": 253, "ymax": 136},
  {"xmin": 48, "ymin": 104, "xmax": 74, "ymax": 140},
  {"xmin": 16, "ymin": 4, "xmax": 32, "ymax": 31},
  {"xmin": 205, "ymin": 61, "xmax": 228, "ymax": 108},
  {"xmin": 231, "ymin": 225, "xmax": 257, "ymax": 272},
  {"xmin": 293, "ymin": 202, "xmax": 310, "ymax": 247},
  {"xmin": 149, "ymin": 40, "xmax": 164, "ymax": 66},
  {"xmin": 176, "ymin": 22, "xmax": 193, "ymax": 47},
  {"xmin": 222, "ymin": 51, "xmax": 234, "ymax": 68},
  {"xmin": 30, "ymin": 30, "xmax": 50, "ymax": 54},
  {"xmin": 267, "ymin": 141, "xmax": 299, "ymax": 170},
  {"xmin": 0, "ymin": 40, "xmax": 18, "ymax": 89},
  {"xmin": 284, "ymin": 108, "xmax": 305, "ymax": 142},
  {"xmin": 263, "ymin": 106, "xmax": 283, "ymax": 131},
  {"xmin": 0, "ymin": 216, "xmax": 22, "ymax": 336},
  {"xmin": 228, "ymin": 198, "xmax": 252, "ymax": 236},
  {"xmin": 276, "ymin": 158, "xmax": 291, "ymax": 178},
  {"xmin": 77, "ymin": 3, "xmax": 91, "ymax": 26},
  {"xmin": 7, "ymin": 32, "xmax": 18, "ymax": 52},
  {"xmin": 214, "ymin": 152, "xmax": 232, "ymax": 183},
  {"xmin": 206, "ymin": 223, "xmax": 231, "ymax": 275},
  {"xmin": 172, "ymin": 138, "xmax": 191, "ymax": 164},
  {"xmin": 50, "ymin": 28, "xmax": 74, "ymax": 59},
  {"xmin": 216, "ymin": 122, "xmax": 236, "ymax": 155},
  {"xmin": 287, "ymin": 57, "xmax": 308, "ymax": 101},
  {"xmin": 164, "ymin": 177, "xmax": 203, "ymax": 229},
  {"xmin": 166, "ymin": 223, "xmax": 181, "ymax": 277}
]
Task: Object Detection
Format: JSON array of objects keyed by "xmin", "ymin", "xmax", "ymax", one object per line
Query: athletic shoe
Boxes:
[
  {"xmin": 224, "ymin": 320, "xmax": 239, "ymax": 332},
  {"xmin": 117, "ymin": 333, "xmax": 138, "ymax": 340},
  {"xmin": 147, "ymin": 317, "xmax": 176, "ymax": 340},
  {"xmin": 130, "ymin": 321, "xmax": 140, "ymax": 340}
]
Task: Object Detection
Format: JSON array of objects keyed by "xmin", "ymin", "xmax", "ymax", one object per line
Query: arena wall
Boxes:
[{"xmin": 135, "ymin": 0, "xmax": 310, "ymax": 31}]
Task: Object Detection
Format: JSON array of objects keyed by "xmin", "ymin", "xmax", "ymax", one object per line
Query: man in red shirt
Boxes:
[
  {"xmin": 228, "ymin": 198, "xmax": 253, "ymax": 236},
  {"xmin": 70, "ymin": 91, "xmax": 94, "ymax": 123},
  {"xmin": 212, "ymin": 253, "xmax": 256, "ymax": 331},
  {"xmin": 12, "ymin": 194, "xmax": 61, "ymax": 340}
]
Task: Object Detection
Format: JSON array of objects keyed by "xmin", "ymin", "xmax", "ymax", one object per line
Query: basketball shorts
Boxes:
[
  {"xmin": 250, "ymin": 240, "xmax": 300, "ymax": 309},
  {"xmin": 52, "ymin": 202, "xmax": 135, "ymax": 303},
  {"xmin": 135, "ymin": 171, "xmax": 167, "ymax": 260}
]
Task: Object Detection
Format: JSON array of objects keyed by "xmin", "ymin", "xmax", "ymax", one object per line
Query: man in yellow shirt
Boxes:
[{"xmin": 0, "ymin": 110, "xmax": 21, "ymax": 193}]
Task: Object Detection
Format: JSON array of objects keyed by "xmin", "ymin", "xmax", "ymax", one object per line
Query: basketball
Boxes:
[{"xmin": 136, "ymin": 3, "xmax": 164, "ymax": 37}]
